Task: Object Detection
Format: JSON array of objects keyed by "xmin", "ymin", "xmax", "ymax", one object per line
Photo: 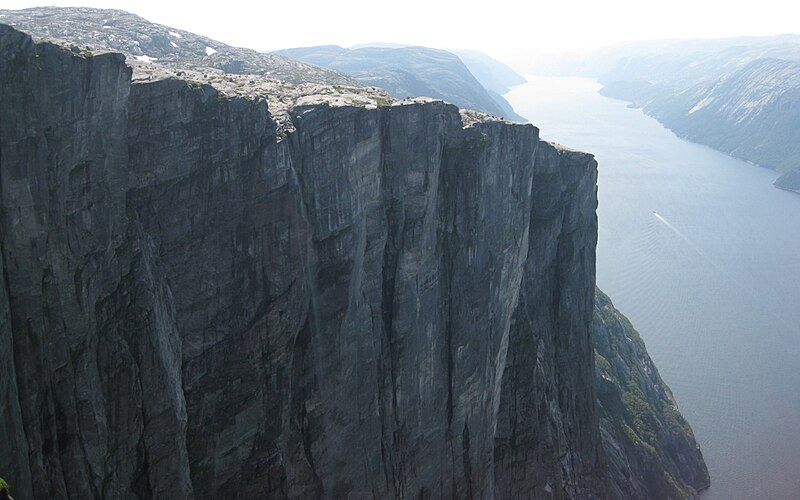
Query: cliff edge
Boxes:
[{"xmin": 0, "ymin": 21, "xmax": 706, "ymax": 499}]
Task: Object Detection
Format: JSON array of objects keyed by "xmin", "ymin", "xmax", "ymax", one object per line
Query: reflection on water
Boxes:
[{"xmin": 505, "ymin": 76, "xmax": 800, "ymax": 499}]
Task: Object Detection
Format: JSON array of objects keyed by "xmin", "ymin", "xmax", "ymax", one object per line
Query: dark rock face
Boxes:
[
  {"xmin": 0, "ymin": 23, "xmax": 706, "ymax": 499},
  {"xmin": 594, "ymin": 290, "xmax": 710, "ymax": 499},
  {"xmin": 493, "ymin": 144, "xmax": 604, "ymax": 498},
  {"xmin": 0, "ymin": 26, "xmax": 192, "ymax": 499},
  {"xmin": 0, "ymin": 25, "xmax": 602, "ymax": 498}
]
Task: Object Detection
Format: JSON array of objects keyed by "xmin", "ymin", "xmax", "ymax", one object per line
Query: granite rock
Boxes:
[
  {"xmin": 0, "ymin": 23, "xmax": 706, "ymax": 499},
  {"xmin": 0, "ymin": 7, "xmax": 355, "ymax": 85}
]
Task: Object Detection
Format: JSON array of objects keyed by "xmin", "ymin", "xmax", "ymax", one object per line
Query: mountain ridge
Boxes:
[
  {"xmin": 273, "ymin": 44, "xmax": 527, "ymax": 121},
  {"xmin": 0, "ymin": 6, "xmax": 355, "ymax": 85}
]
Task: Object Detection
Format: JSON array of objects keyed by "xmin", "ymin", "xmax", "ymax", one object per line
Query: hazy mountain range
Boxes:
[
  {"xmin": 273, "ymin": 45, "xmax": 527, "ymax": 121},
  {"xmin": 541, "ymin": 35, "xmax": 800, "ymax": 193}
]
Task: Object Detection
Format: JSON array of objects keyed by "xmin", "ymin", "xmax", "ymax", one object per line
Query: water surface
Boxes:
[{"xmin": 506, "ymin": 76, "xmax": 800, "ymax": 499}]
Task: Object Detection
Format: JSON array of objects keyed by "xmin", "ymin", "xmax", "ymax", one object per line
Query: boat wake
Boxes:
[{"xmin": 652, "ymin": 211, "xmax": 715, "ymax": 265}]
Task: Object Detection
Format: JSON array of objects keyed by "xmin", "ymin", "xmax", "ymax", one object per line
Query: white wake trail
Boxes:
[
  {"xmin": 651, "ymin": 211, "xmax": 796, "ymax": 334},
  {"xmin": 652, "ymin": 211, "xmax": 716, "ymax": 266},
  {"xmin": 651, "ymin": 212, "xmax": 753, "ymax": 298}
]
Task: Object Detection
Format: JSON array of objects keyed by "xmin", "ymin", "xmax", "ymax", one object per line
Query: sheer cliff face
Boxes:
[{"xmin": 0, "ymin": 25, "xmax": 603, "ymax": 498}]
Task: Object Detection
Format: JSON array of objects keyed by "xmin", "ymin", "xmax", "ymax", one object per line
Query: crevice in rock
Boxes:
[
  {"xmin": 462, "ymin": 420, "xmax": 474, "ymax": 500},
  {"xmin": 378, "ymin": 111, "xmax": 407, "ymax": 497},
  {"xmin": 289, "ymin": 314, "xmax": 323, "ymax": 497}
]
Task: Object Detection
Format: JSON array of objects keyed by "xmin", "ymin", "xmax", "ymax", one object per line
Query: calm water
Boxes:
[{"xmin": 506, "ymin": 76, "xmax": 800, "ymax": 499}]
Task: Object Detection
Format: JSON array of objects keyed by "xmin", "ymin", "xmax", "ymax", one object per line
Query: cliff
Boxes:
[
  {"xmin": 0, "ymin": 19, "xmax": 705, "ymax": 499},
  {"xmin": 0, "ymin": 23, "xmax": 601, "ymax": 498}
]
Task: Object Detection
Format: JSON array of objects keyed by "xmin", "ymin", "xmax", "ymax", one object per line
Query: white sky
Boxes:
[{"xmin": 4, "ymin": 0, "xmax": 800, "ymax": 64}]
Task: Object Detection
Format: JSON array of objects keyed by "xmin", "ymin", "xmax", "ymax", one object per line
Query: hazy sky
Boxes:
[{"xmin": 4, "ymin": 0, "xmax": 800, "ymax": 63}]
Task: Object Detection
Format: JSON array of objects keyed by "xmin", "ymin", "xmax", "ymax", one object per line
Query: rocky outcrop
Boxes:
[
  {"xmin": 273, "ymin": 45, "xmax": 525, "ymax": 121},
  {"xmin": 0, "ymin": 8, "xmax": 525, "ymax": 122},
  {"xmin": 594, "ymin": 290, "xmax": 709, "ymax": 499},
  {"xmin": 0, "ymin": 22, "xmax": 706, "ymax": 499},
  {"xmin": 0, "ymin": 7, "xmax": 355, "ymax": 85}
]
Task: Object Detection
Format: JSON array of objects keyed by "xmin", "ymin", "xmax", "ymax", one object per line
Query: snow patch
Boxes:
[
  {"xmin": 205, "ymin": 46, "xmax": 218, "ymax": 56},
  {"xmin": 168, "ymin": 31, "xmax": 182, "ymax": 39},
  {"xmin": 170, "ymin": 41, "xmax": 179, "ymax": 48},
  {"xmin": 134, "ymin": 55, "xmax": 158, "ymax": 63},
  {"xmin": 740, "ymin": 94, "xmax": 771, "ymax": 110},
  {"xmin": 688, "ymin": 96, "xmax": 714, "ymax": 114}
]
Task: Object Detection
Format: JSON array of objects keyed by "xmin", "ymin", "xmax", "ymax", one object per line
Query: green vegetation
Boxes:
[
  {"xmin": 620, "ymin": 379, "xmax": 660, "ymax": 450},
  {"xmin": 593, "ymin": 288, "xmax": 708, "ymax": 496},
  {"xmin": 0, "ymin": 477, "xmax": 9, "ymax": 491},
  {"xmin": 465, "ymin": 132, "xmax": 489, "ymax": 150},
  {"xmin": 594, "ymin": 352, "xmax": 612, "ymax": 375}
]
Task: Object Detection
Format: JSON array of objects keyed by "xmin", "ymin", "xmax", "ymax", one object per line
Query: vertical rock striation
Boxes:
[
  {"xmin": 494, "ymin": 143, "xmax": 603, "ymax": 498},
  {"xmin": 0, "ymin": 25, "xmax": 191, "ymax": 499},
  {"xmin": 0, "ymin": 25, "xmax": 704, "ymax": 498}
]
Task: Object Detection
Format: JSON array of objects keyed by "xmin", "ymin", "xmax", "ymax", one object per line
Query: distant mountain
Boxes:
[
  {"xmin": 452, "ymin": 49, "xmax": 526, "ymax": 94},
  {"xmin": 349, "ymin": 42, "xmax": 409, "ymax": 49},
  {"xmin": 274, "ymin": 45, "xmax": 526, "ymax": 121},
  {"xmin": 553, "ymin": 35, "xmax": 800, "ymax": 192},
  {"xmin": 452, "ymin": 49, "xmax": 527, "ymax": 123},
  {"xmin": 0, "ymin": 7, "xmax": 354, "ymax": 85},
  {"xmin": 534, "ymin": 34, "xmax": 800, "ymax": 82}
]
